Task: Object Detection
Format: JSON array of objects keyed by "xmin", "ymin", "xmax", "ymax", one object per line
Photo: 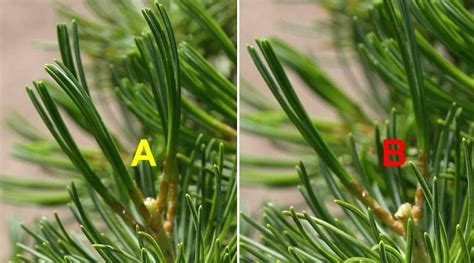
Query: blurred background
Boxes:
[
  {"xmin": 239, "ymin": 0, "xmax": 365, "ymax": 221},
  {"xmin": 0, "ymin": 0, "xmax": 83, "ymax": 259}
]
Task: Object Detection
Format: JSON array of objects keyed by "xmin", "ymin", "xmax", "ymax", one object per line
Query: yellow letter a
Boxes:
[{"xmin": 131, "ymin": 139, "xmax": 157, "ymax": 167}]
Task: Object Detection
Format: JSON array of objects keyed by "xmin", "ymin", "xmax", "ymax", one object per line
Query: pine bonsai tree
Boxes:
[
  {"xmin": 1, "ymin": 0, "xmax": 236, "ymax": 262},
  {"xmin": 241, "ymin": 0, "xmax": 473, "ymax": 262}
]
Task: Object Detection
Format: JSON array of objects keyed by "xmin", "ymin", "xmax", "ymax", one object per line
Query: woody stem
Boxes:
[
  {"xmin": 350, "ymin": 181, "xmax": 406, "ymax": 235},
  {"xmin": 412, "ymin": 151, "xmax": 427, "ymax": 223}
]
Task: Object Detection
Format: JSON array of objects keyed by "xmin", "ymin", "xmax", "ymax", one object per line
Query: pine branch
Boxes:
[
  {"xmin": 241, "ymin": 0, "xmax": 474, "ymax": 262},
  {"xmin": 3, "ymin": 0, "xmax": 237, "ymax": 261}
]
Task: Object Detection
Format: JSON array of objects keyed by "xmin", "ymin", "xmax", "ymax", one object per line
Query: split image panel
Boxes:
[{"xmin": 0, "ymin": 0, "xmax": 473, "ymax": 262}]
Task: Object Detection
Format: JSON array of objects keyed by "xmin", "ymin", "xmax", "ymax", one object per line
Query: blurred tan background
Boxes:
[
  {"xmin": 240, "ymin": 0, "xmax": 364, "ymax": 219},
  {"xmin": 0, "ymin": 0, "xmax": 82, "ymax": 259}
]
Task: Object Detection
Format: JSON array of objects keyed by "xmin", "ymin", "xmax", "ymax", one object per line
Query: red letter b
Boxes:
[{"xmin": 383, "ymin": 139, "xmax": 406, "ymax": 167}]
